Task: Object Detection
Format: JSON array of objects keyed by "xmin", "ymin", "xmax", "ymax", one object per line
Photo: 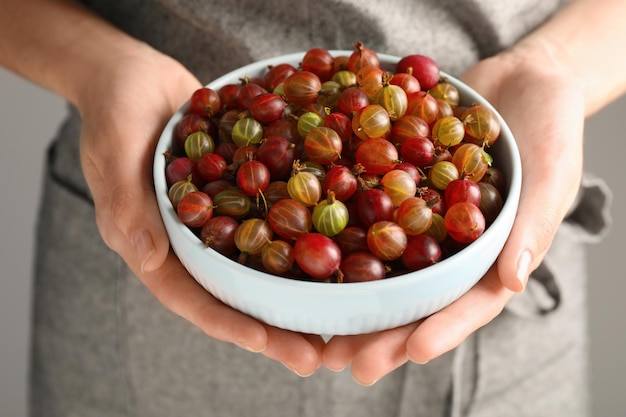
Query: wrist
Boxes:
[
  {"xmin": 502, "ymin": 0, "xmax": 626, "ymax": 116},
  {"xmin": 493, "ymin": 36, "xmax": 587, "ymax": 110},
  {"xmin": 0, "ymin": 0, "xmax": 175, "ymax": 114},
  {"xmin": 504, "ymin": 35, "xmax": 585, "ymax": 89},
  {"xmin": 73, "ymin": 39, "xmax": 163, "ymax": 114}
]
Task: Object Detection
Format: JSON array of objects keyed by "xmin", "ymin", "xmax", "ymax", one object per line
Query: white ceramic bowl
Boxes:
[{"xmin": 154, "ymin": 51, "xmax": 522, "ymax": 335}]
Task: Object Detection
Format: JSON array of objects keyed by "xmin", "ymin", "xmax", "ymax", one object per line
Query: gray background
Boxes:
[{"xmin": 1, "ymin": 66, "xmax": 625, "ymax": 416}]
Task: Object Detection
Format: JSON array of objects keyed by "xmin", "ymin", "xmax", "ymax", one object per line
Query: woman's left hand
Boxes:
[{"xmin": 322, "ymin": 42, "xmax": 585, "ymax": 385}]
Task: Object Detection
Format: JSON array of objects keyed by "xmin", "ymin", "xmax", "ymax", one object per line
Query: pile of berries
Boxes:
[{"xmin": 163, "ymin": 43, "xmax": 507, "ymax": 283}]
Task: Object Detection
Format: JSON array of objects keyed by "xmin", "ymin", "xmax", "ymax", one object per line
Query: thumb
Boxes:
[
  {"xmin": 494, "ymin": 88, "xmax": 584, "ymax": 292},
  {"xmin": 461, "ymin": 56, "xmax": 585, "ymax": 293},
  {"xmin": 82, "ymin": 127, "xmax": 171, "ymax": 274},
  {"xmin": 82, "ymin": 74, "xmax": 202, "ymax": 274}
]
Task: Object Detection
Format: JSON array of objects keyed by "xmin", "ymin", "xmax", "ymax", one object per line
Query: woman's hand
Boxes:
[
  {"xmin": 78, "ymin": 45, "xmax": 325, "ymax": 376},
  {"xmin": 323, "ymin": 41, "xmax": 585, "ymax": 385}
]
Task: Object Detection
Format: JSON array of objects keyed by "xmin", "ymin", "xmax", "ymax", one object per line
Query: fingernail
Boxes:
[
  {"xmin": 131, "ymin": 229, "xmax": 156, "ymax": 273},
  {"xmin": 407, "ymin": 354, "xmax": 429, "ymax": 365},
  {"xmin": 326, "ymin": 363, "xmax": 347, "ymax": 372},
  {"xmin": 236, "ymin": 341, "xmax": 266, "ymax": 353},
  {"xmin": 516, "ymin": 250, "xmax": 532, "ymax": 290},
  {"xmin": 405, "ymin": 351, "xmax": 429, "ymax": 365},
  {"xmin": 282, "ymin": 362, "xmax": 314, "ymax": 378},
  {"xmin": 353, "ymin": 376, "xmax": 379, "ymax": 387}
]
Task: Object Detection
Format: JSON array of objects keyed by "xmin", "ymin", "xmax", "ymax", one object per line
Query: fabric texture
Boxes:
[{"xmin": 29, "ymin": 1, "xmax": 610, "ymax": 416}]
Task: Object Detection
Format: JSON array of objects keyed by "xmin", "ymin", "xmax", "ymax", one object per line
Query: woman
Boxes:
[{"xmin": 0, "ymin": 0, "xmax": 620, "ymax": 415}]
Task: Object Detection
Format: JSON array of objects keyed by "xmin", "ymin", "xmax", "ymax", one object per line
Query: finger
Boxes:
[
  {"xmin": 142, "ymin": 250, "xmax": 269, "ymax": 352},
  {"xmin": 348, "ymin": 322, "xmax": 420, "ymax": 386},
  {"xmin": 322, "ymin": 333, "xmax": 374, "ymax": 372},
  {"xmin": 406, "ymin": 267, "xmax": 513, "ymax": 364},
  {"xmin": 302, "ymin": 333, "xmax": 328, "ymax": 359},
  {"xmin": 262, "ymin": 328, "xmax": 325, "ymax": 377},
  {"xmin": 133, "ymin": 250, "xmax": 325, "ymax": 375}
]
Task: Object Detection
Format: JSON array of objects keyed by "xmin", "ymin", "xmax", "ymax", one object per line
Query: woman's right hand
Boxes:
[
  {"xmin": 0, "ymin": 0, "xmax": 325, "ymax": 376},
  {"xmin": 76, "ymin": 43, "xmax": 325, "ymax": 377}
]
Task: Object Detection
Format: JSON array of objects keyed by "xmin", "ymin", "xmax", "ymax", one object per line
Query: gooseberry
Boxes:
[{"xmin": 293, "ymin": 233, "xmax": 342, "ymax": 280}]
